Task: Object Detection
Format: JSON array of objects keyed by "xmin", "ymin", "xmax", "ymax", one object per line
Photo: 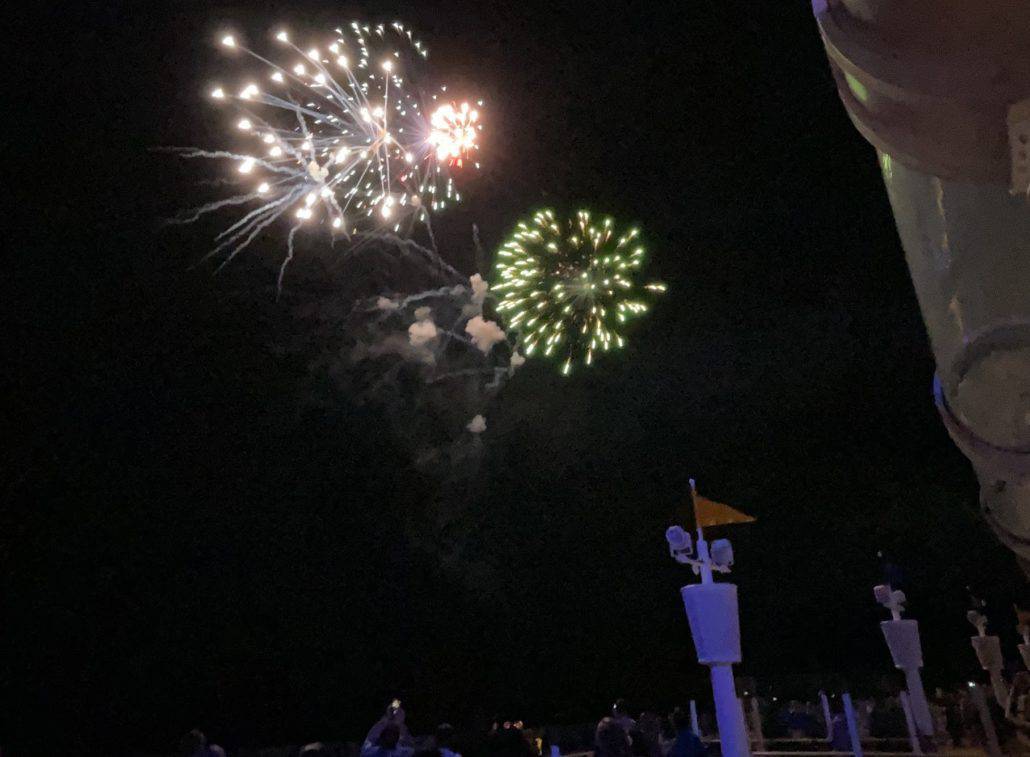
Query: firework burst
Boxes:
[
  {"xmin": 493, "ymin": 209, "xmax": 666, "ymax": 375},
  {"xmin": 428, "ymin": 101, "xmax": 480, "ymax": 167},
  {"xmin": 175, "ymin": 21, "xmax": 483, "ymax": 279}
]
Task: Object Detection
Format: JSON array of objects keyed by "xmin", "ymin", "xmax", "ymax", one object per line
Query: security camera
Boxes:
[
  {"xmin": 967, "ymin": 609, "xmax": 988, "ymax": 634},
  {"xmin": 665, "ymin": 525, "xmax": 693, "ymax": 561},
  {"xmin": 710, "ymin": 538, "xmax": 734, "ymax": 570},
  {"xmin": 874, "ymin": 585, "xmax": 906, "ymax": 608},
  {"xmin": 874, "ymin": 584, "xmax": 908, "ymax": 619}
]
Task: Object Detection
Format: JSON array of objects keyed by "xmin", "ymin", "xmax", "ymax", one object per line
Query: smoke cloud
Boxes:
[{"xmin": 465, "ymin": 316, "xmax": 506, "ymax": 354}]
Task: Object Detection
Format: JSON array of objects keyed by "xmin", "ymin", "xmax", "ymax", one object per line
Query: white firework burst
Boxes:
[{"xmin": 174, "ymin": 21, "xmax": 484, "ymax": 286}]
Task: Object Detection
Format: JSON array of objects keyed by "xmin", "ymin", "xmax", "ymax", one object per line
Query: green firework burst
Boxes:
[{"xmin": 492, "ymin": 209, "xmax": 666, "ymax": 375}]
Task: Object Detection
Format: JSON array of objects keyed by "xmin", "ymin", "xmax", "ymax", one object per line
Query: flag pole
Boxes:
[
  {"xmin": 689, "ymin": 478, "xmax": 714, "ymax": 585},
  {"xmin": 679, "ymin": 477, "xmax": 749, "ymax": 755}
]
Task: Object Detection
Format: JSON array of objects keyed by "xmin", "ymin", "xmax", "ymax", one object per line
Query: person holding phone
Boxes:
[{"xmin": 362, "ymin": 700, "xmax": 414, "ymax": 757}]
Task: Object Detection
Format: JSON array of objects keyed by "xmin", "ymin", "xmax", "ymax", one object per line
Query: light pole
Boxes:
[
  {"xmin": 873, "ymin": 584, "xmax": 934, "ymax": 737},
  {"xmin": 665, "ymin": 480, "xmax": 753, "ymax": 757},
  {"xmin": 1017, "ymin": 615, "xmax": 1030, "ymax": 671},
  {"xmin": 968, "ymin": 609, "xmax": 1009, "ymax": 710},
  {"xmin": 810, "ymin": 0, "xmax": 1030, "ymax": 569}
]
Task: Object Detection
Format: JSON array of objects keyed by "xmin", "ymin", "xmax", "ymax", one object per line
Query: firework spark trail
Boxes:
[
  {"xmin": 164, "ymin": 147, "xmax": 303, "ymax": 177},
  {"xmin": 368, "ymin": 285, "xmax": 465, "ymax": 313},
  {"xmin": 423, "ymin": 212, "xmax": 438, "ymax": 254},
  {"xmin": 493, "ymin": 209, "xmax": 667, "ymax": 375},
  {"xmin": 427, "ymin": 366, "xmax": 509, "ymax": 387},
  {"xmin": 214, "ymin": 190, "xmax": 298, "ymax": 243},
  {"xmin": 202, "ymin": 192, "xmax": 298, "ymax": 269},
  {"xmin": 175, "ymin": 22, "xmax": 484, "ymax": 278},
  {"xmin": 277, "ymin": 225, "xmax": 302, "ymax": 297},
  {"xmin": 350, "ymin": 232, "xmax": 465, "ymax": 283},
  {"xmin": 215, "ymin": 208, "xmax": 289, "ymax": 271},
  {"xmin": 165, "ymin": 193, "xmax": 263, "ymax": 225}
]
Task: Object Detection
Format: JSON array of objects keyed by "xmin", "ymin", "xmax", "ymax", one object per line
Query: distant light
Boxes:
[
  {"xmin": 270, "ymin": 71, "xmax": 284, "ymax": 83},
  {"xmin": 239, "ymin": 84, "xmax": 259, "ymax": 100},
  {"xmin": 257, "ymin": 182, "xmax": 270, "ymax": 193},
  {"xmin": 269, "ymin": 146, "xmax": 282, "ymax": 157},
  {"xmin": 238, "ymin": 158, "xmax": 255, "ymax": 174},
  {"xmin": 275, "ymin": 30, "xmax": 289, "ymax": 43},
  {"xmin": 382, "ymin": 59, "xmax": 394, "ymax": 72},
  {"xmin": 336, "ymin": 55, "xmax": 349, "ymax": 69},
  {"xmin": 332, "ymin": 217, "xmax": 343, "ymax": 228},
  {"xmin": 210, "ymin": 87, "xmax": 225, "ymax": 99},
  {"xmin": 221, "ymin": 35, "xmax": 236, "ymax": 48},
  {"xmin": 295, "ymin": 207, "xmax": 312, "ymax": 220},
  {"xmin": 307, "ymin": 48, "xmax": 320, "ymax": 61},
  {"xmin": 237, "ymin": 118, "xmax": 252, "ymax": 130}
]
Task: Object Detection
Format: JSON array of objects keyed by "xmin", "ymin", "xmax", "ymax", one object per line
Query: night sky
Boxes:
[{"xmin": 7, "ymin": 2, "xmax": 1028, "ymax": 753}]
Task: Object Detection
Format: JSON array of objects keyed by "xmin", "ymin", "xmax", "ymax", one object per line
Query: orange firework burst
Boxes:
[{"xmin": 429, "ymin": 101, "xmax": 481, "ymax": 167}]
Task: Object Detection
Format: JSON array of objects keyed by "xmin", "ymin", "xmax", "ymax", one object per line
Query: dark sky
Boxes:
[{"xmin": 7, "ymin": 1, "xmax": 1028, "ymax": 753}]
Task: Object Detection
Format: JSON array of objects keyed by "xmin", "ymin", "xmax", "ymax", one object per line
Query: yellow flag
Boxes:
[{"xmin": 692, "ymin": 491, "xmax": 755, "ymax": 528}]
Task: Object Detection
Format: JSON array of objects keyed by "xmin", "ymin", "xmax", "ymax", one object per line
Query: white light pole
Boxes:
[
  {"xmin": 841, "ymin": 693, "xmax": 864, "ymax": 757},
  {"xmin": 874, "ymin": 584, "xmax": 934, "ymax": 737},
  {"xmin": 968, "ymin": 609, "xmax": 1009, "ymax": 710},
  {"xmin": 666, "ymin": 481, "xmax": 751, "ymax": 757},
  {"xmin": 1017, "ymin": 619, "xmax": 1030, "ymax": 671},
  {"xmin": 969, "ymin": 682, "xmax": 1004, "ymax": 757},
  {"xmin": 819, "ymin": 691, "xmax": 833, "ymax": 743},
  {"xmin": 899, "ymin": 691, "xmax": 924, "ymax": 755}
]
